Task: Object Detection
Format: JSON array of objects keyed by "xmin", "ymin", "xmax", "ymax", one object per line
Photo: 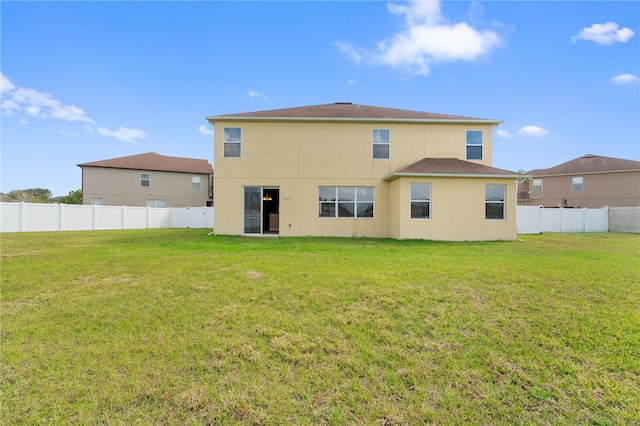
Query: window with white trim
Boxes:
[
  {"xmin": 372, "ymin": 129, "xmax": 389, "ymax": 159},
  {"xmin": 485, "ymin": 184, "xmax": 505, "ymax": 220},
  {"xmin": 192, "ymin": 176, "xmax": 201, "ymax": 189},
  {"xmin": 410, "ymin": 183, "xmax": 431, "ymax": 219},
  {"xmin": 141, "ymin": 173, "xmax": 150, "ymax": 187},
  {"xmin": 318, "ymin": 186, "xmax": 374, "ymax": 218},
  {"xmin": 146, "ymin": 199, "xmax": 166, "ymax": 208},
  {"xmin": 466, "ymin": 130, "xmax": 483, "ymax": 160},
  {"xmin": 572, "ymin": 176, "xmax": 583, "ymax": 191},
  {"xmin": 91, "ymin": 198, "xmax": 103, "ymax": 205},
  {"xmin": 532, "ymin": 179, "xmax": 543, "ymax": 193},
  {"xmin": 223, "ymin": 127, "xmax": 241, "ymax": 157}
]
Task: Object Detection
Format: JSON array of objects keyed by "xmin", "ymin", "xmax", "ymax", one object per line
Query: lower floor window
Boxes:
[
  {"xmin": 319, "ymin": 186, "xmax": 374, "ymax": 218},
  {"xmin": 91, "ymin": 198, "xmax": 103, "ymax": 205},
  {"xmin": 485, "ymin": 184, "xmax": 505, "ymax": 220},
  {"xmin": 146, "ymin": 199, "xmax": 166, "ymax": 208},
  {"xmin": 410, "ymin": 183, "xmax": 431, "ymax": 219}
]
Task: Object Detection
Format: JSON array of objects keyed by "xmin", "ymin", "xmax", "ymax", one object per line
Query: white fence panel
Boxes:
[
  {"xmin": 26, "ymin": 203, "xmax": 60, "ymax": 232},
  {"xmin": 0, "ymin": 202, "xmax": 214, "ymax": 232},
  {"xmin": 608, "ymin": 207, "xmax": 640, "ymax": 233},
  {"xmin": 125, "ymin": 207, "xmax": 149, "ymax": 229},
  {"xmin": 63, "ymin": 204, "xmax": 94, "ymax": 231},
  {"xmin": 541, "ymin": 209, "xmax": 563, "ymax": 233},
  {"xmin": 516, "ymin": 206, "xmax": 542, "ymax": 234},
  {"xmin": 518, "ymin": 206, "xmax": 609, "ymax": 234},
  {"xmin": 1, "ymin": 203, "xmax": 22, "ymax": 232},
  {"xmin": 585, "ymin": 208, "xmax": 609, "ymax": 232}
]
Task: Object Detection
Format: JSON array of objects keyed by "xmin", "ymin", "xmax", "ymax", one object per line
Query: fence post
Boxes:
[
  {"xmin": 122, "ymin": 205, "xmax": 126, "ymax": 230},
  {"xmin": 20, "ymin": 202, "xmax": 25, "ymax": 232},
  {"xmin": 147, "ymin": 206, "xmax": 150, "ymax": 229},
  {"xmin": 59, "ymin": 203, "xmax": 64, "ymax": 232},
  {"xmin": 93, "ymin": 203, "xmax": 97, "ymax": 230},
  {"xmin": 583, "ymin": 208, "xmax": 587, "ymax": 232}
]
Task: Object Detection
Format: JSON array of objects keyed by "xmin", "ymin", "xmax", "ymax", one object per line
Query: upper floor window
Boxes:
[
  {"xmin": 192, "ymin": 176, "xmax": 201, "ymax": 189},
  {"xmin": 466, "ymin": 130, "xmax": 483, "ymax": 160},
  {"xmin": 224, "ymin": 127, "xmax": 241, "ymax": 158},
  {"xmin": 319, "ymin": 186, "xmax": 374, "ymax": 218},
  {"xmin": 532, "ymin": 178, "xmax": 543, "ymax": 193},
  {"xmin": 485, "ymin": 184, "xmax": 505, "ymax": 220},
  {"xmin": 410, "ymin": 183, "xmax": 431, "ymax": 219},
  {"xmin": 141, "ymin": 173, "xmax": 150, "ymax": 187},
  {"xmin": 372, "ymin": 129, "xmax": 390, "ymax": 159},
  {"xmin": 572, "ymin": 176, "xmax": 583, "ymax": 191}
]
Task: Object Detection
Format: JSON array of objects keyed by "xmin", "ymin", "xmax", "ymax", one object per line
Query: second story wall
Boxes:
[
  {"xmin": 214, "ymin": 121, "xmax": 495, "ymax": 180},
  {"xmin": 82, "ymin": 167, "xmax": 212, "ymax": 207}
]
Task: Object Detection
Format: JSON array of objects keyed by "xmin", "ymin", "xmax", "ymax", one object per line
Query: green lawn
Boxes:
[{"xmin": 1, "ymin": 230, "xmax": 639, "ymax": 425}]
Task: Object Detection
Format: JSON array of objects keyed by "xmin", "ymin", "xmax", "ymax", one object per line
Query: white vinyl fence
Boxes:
[
  {"xmin": 0, "ymin": 202, "xmax": 214, "ymax": 233},
  {"xmin": 517, "ymin": 206, "xmax": 640, "ymax": 234}
]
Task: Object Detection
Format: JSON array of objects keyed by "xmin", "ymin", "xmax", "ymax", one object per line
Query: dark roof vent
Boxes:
[{"xmin": 334, "ymin": 102, "xmax": 353, "ymax": 105}]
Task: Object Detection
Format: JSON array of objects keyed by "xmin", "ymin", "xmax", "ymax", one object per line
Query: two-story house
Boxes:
[
  {"xmin": 518, "ymin": 154, "xmax": 640, "ymax": 208},
  {"xmin": 205, "ymin": 103, "xmax": 524, "ymax": 241},
  {"xmin": 78, "ymin": 152, "xmax": 213, "ymax": 207}
]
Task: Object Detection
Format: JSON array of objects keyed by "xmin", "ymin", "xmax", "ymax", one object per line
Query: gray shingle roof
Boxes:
[
  {"xmin": 207, "ymin": 103, "xmax": 500, "ymax": 124},
  {"xmin": 78, "ymin": 152, "xmax": 213, "ymax": 174},
  {"xmin": 527, "ymin": 154, "xmax": 640, "ymax": 176},
  {"xmin": 384, "ymin": 158, "xmax": 524, "ymax": 181}
]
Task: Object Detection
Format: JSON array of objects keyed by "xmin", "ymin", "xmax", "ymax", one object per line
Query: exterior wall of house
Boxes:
[
  {"xmin": 389, "ymin": 176, "xmax": 517, "ymax": 241},
  {"xmin": 519, "ymin": 171, "xmax": 640, "ymax": 208},
  {"xmin": 212, "ymin": 119, "xmax": 500, "ymax": 239},
  {"xmin": 82, "ymin": 167, "xmax": 211, "ymax": 207}
]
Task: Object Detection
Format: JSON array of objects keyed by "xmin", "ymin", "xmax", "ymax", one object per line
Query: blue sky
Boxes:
[{"xmin": 1, "ymin": 1, "xmax": 638, "ymax": 197}]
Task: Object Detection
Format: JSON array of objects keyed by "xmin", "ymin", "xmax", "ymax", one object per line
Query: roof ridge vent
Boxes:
[{"xmin": 334, "ymin": 102, "xmax": 353, "ymax": 105}]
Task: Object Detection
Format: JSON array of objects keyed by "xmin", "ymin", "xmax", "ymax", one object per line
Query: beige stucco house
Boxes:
[
  {"xmin": 78, "ymin": 152, "xmax": 213, "ymax": 207},
  {"xmin": 518, "ymin": 154, "xmax": 640, "ymax": 208},
  {"xmin": 205, "ymin": 103, "xmax": 524, "ymax": 241}
]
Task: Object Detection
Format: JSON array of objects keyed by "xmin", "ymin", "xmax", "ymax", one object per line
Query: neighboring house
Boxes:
[
  {"xmin": 205, "ymin": 103, "xmax": 525, "ymax": 241},
  {"xmin": 78, "ymin": 152, "xmax": 213, "ymax": 207},
  {"xmin": 518, "ymin": 154, "xmax": 640, "ymax": 208}
]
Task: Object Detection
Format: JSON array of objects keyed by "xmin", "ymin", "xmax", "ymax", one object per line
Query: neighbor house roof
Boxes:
[
  {"xmin": 383, "ymin": 158, "xmax": 526, "ymax": 181},
  {"xmin": 78, "ymin": 152, "xmax": 213, "ymax": 174},
  {"xmin": 206, "ymin": 103, "xmax": 501, "ymax": 125},
  {"xmin": 527, "ymin": 154, "xmax": 640, "ymax": 176}
]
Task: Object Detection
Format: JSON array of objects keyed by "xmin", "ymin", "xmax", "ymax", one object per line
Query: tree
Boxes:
[
  {"xmin": 59, "ymin": 189, "xmax": 82, "ymax": 204},
  {"xmin": 2, "ymin": 188, "xmax": 53, "ymax": 203}
]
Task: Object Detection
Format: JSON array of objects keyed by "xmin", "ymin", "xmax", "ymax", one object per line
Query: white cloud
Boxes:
[
  {"xmin": 571, "ymin": 22, "xmax": 635, "ymax": 45},
  {"xmin": 198, "ymin": 124, "xmax": 214, "ymax": 136},
  {"xmin": 518, "ymin": 125, "xmax": 548, "ymax": 137},
  {"xmin": 1, "ymin": 72, "xmax": 16, "ymax": 93},
  {"xmin": 97, "ymin": 126, "xmax": 147, "ymax": 144},
  {"xmin": 61, "ymin": 130, "xmax": 79, "ymax": 137},
  {"xmin": 248, "ymin": 90, "xmax": 268, "ymax": 101},
  {"xmin": 347, "ymin": 79, "xmax": 356, "ymax": 86},
  {"xmin": 85, "ymin": 124, "xmax": 94, "ymax": 134},
  {"xmin": 338, "ymin": 0, "xmax": 503, "ymax": 75},
  {"xmin": 495, "ymin": 129, "xmax": 511, "ymax": 139},
  {"xmin": 0, "ymin": 73, "xmax": 94, "ymax": 123},
  {"xmin": 610, "ymin": 73, "xmax": 639, "ymax": 85},
  {"xmin": 19, "ymin": 118, "xmax": 29, "ymax": 125}
]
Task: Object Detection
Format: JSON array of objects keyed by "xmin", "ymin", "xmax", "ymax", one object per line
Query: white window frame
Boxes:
[
  {"xmin": 466, "ymin": 130, "xmax": 483, "ymax": 160},
  {"xmin": 532, "ymin": 178, "xmax": 543, "ymax": 193},
  {"xmin": 318, "ymin": 186, "xmax": 374, "ymax": 218},
  {"xmin": 146, "ymin": 199, "xmax": 166, "ymax": 208},
  {"xmin": 410, "ymin": 183, "xmax": 431, "ymax": 219},
  {"xmin": 140, "ymin": 173, "xmax": 150, "ymax": 187},
  {"xmin": 572, "ymin": 176, "xmax": 583, "ymax": 191},
  {"xmin": 223, "ymin": 127, "xmax": 242, "ymax": 158},
  {"xmin": 485, "ymin": 184, "xmax": 505, "ymax": 220},
  {"xmin": 192, "ymin": 175, "xmax": 201, "ymax": 190},
  {"xmin": 372, "ymin": 128, "xmax": 390, "ymax": 159}
]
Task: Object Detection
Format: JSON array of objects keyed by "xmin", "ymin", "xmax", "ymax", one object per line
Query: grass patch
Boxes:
[{"xmin": 2, "ymin": 230, "xmax": 639, "ymax": 424}]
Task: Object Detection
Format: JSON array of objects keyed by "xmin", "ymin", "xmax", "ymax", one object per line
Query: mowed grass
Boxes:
[{"xmin": 1, "ymin": 230, "xmax": 639, "ymax": 425}]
